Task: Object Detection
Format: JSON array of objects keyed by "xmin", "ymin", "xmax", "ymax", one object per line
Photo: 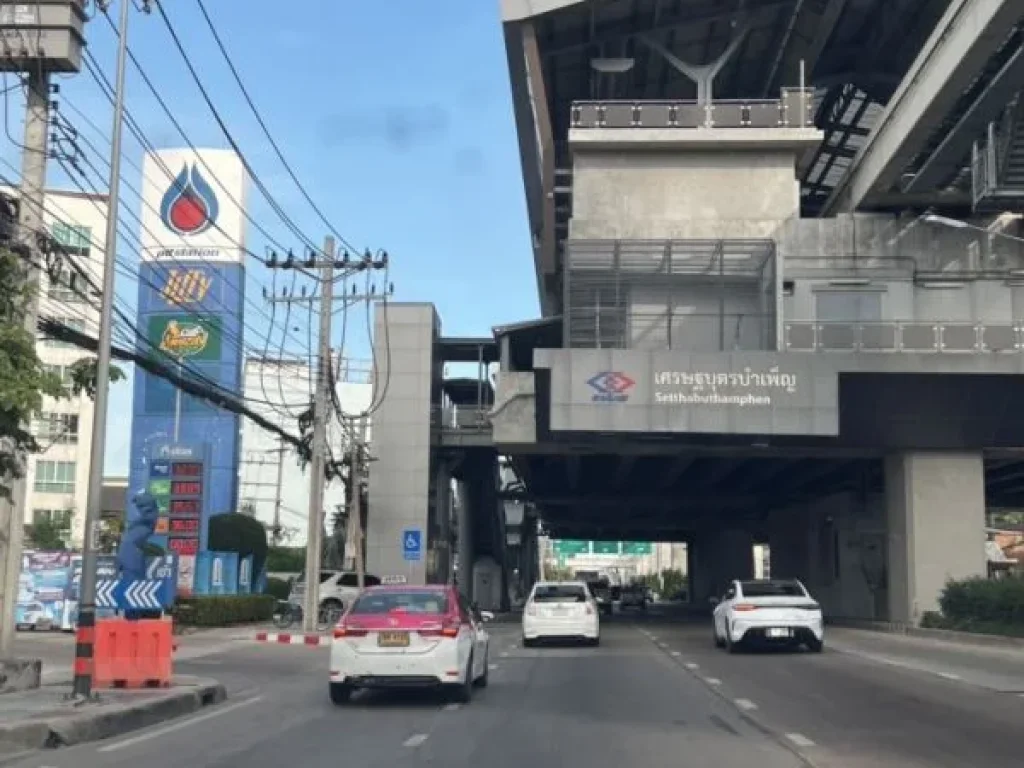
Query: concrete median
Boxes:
[{"xmin": 0, "ymin": 676, "xmax": 226, "ymax": 759}]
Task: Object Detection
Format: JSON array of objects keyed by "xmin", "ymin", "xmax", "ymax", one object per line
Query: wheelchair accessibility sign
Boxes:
[{"xmin": 402, "ymin": 528, "xmax": 422, "ymax": 561}]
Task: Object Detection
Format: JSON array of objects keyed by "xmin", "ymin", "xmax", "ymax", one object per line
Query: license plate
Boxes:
[
  {"xmin": 766, "ymin": 628, "xmax": 792, "ymax": 638},
  {"xmin": 377, "ymin": 631, "xmax": 410, "ymax": 647}
]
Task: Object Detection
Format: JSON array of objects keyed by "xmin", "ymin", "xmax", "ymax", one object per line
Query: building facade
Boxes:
[
  {"xmin": 16, "ymin": 189, "xmax": 109, "ymax": 548},
  {"xmin": 239, "ymin": 355, "xmax": 373, "ymax": 543}
]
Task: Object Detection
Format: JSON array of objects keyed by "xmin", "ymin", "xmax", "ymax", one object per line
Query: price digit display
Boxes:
[
  {"xmin": 168, "ymin": 538, "xmax": 199, "ymax": 556},
  {"xmin": 170, "ymin": 519, "xmax": 200, "ymax": 534},
  {"xmin": 170, "ymin": 480, "xmax": 202, "ymax": 496},
  {"xmin": 172, "ymin": 462, "xmax": 203, "ymax": 477},
  {"xmin": 169, "ymin": 499, "xmax": 200, "ymax": 516}
]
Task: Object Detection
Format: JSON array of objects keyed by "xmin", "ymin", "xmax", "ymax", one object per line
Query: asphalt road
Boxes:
[{"xmin": 6, "ymin": 611, "xmax": 1023, "ymax": 768}]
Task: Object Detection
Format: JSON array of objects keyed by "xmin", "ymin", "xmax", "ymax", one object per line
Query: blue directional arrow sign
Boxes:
[
  {"xmin": 402, "ymin": 528, "xmax": 422, "ymax": 562},
  {"xmin": 95, "ymin": 577, "xmax": 175, "ymax": 611}
]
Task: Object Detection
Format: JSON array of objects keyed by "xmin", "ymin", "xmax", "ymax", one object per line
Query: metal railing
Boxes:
[
  {"xmin": 784, "ymin": 321, "xmax": 1024, "ymax": 353},
  {"xmin": 432, "ymin": 405, "xmax": 491, "ymax": 431},
  {"xmin": 570, "ymin": 88, "xmax": 816, "ymax": 131}
]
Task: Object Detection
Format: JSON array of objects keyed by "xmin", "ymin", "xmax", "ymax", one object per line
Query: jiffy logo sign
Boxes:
[
  {"xmin": 587, "ymin": 371, "xmax": 635, "ymax": 403},
  {"xmin": 161, "ymin": 268, "xmax": 212, "ymax": 306}
]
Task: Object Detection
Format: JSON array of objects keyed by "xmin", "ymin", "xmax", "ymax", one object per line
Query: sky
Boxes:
[{"xmin": 1, "ymin": 0, "xmax": 538, "ymax": 477}]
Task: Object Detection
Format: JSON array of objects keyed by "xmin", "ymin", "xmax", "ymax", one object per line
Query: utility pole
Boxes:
[
  {"xmin": 272, "ymin": 439, "xmax": 286, "ymax": 547},
  {"xmin": 262, "ymin": 243, "xmax": 389, "ymax": 632},
  {"xmin": 74, "ymin": 0, "xmax": 134, "ymax": 700},
  {"xmin": 303, "ymin": 236, "xmax": 334, "ymax": 634},
  {"xmin": 351, "ymin": 415, "xmax": 368, "ymax": 589},
  {"xmin": 0, "ymin": 68, "xmax": 51, "ymax": 661}
]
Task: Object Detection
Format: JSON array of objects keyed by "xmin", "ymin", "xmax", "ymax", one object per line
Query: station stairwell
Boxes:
[{"xmin": 973, "ymin": 94, "xmax": 1024, "ymax": 212}]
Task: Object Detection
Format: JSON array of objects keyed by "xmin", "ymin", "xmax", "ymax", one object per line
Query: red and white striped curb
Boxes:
[{"xmin": 254, "ymin": 631, "xmax": 330, "ymax": 647}]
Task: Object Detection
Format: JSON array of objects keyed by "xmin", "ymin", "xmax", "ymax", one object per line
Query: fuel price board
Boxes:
[{"xmin": 167, "ymin": 459, "xmax": 204, "ymax": 556}]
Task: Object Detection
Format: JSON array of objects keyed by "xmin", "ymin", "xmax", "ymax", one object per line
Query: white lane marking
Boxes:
[
  {"xmin": 649, "ymin": 635, "xmax": 658, "ymax": 641},
  {"xmin": 658, "ymin": 642, "xmax": 668, "ymax": 649},
  {"xmin": 403, "ymin": 733, "xmax": 429, "ymax": 748},
  {"xmin": 443, "ymin": 703, "xmax": 461, "ymax": 711},
  {"xmin": 670, "ymin": 650, "xmax": 682, "ymax": 657},
  {"xmin": 500, "ymin": 651, "xmax": 509, "ymax": 658},
  {"xmin": 98, "ymin": 696, "xmax": 264, "ymax": 752},
  {"xmin": 704, "ymin": 677, "xmax": 722, "ymax": 686},
  {"xmin": 786, "ymin": 733, "xmax": 816, "ymax": 748},
  {"xmin": 937, "ymin": 671, "xmax": 961, "ymax": 681},
  {"xmin": 489, "ymin": 663, "xmax": 498, "ymax": 671},
  {"xmin": 685, "ymin": 662, "xmax": 699, "ymax": 670},
  {"xmin": 734, "ymin": 698, "xmax": 758, "ymax": 711}
]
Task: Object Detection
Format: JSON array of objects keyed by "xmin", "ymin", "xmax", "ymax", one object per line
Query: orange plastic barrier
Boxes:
[{"xmin": 93, "ymin": 617, "xmax": 174, "ymax": 688}]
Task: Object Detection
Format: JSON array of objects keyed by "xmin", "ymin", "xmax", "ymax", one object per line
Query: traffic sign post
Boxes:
[{"xmin": 402, "ymin": 528, "xmax": 422, "ymax": 562}]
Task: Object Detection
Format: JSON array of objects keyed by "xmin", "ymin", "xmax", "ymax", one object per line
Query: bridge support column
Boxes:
[
  {"xmin": 692, "ymin": 528, "xmax": 754, "ymax": 606},
  {"xmin": 884, "ymin": 451, "xmax": 986, "ymax": 625}
]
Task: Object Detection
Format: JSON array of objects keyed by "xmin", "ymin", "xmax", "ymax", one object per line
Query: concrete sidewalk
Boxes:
[
  {"xmin": 827, "ymin": 627, "xmax": 1024, "ymax": 693},
  {"xmin": 0, "ymin": 676, "xmax": 225, "ymax": 760}
]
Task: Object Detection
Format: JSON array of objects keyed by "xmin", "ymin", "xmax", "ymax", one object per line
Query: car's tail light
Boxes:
[
  {"xmin": 733, "ymin": 603, "xmax": 759, "ymax": 611},
  {"xmin": 440, "ymin": 617, "xmax": 461, "ymax": 637},
  {"xmin": 332, "ymin": 620, "xmax": 368, "ymax": 638}
]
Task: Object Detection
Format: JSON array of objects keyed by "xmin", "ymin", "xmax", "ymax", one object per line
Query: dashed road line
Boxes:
[
  {"xmin": 403, "ymin": 733, "xmax": 429, "ymax": 748},
  {"xmin": 786, "ymin": 733, "xmax": 816, "ymax": 748},
  {"xmin": 734, "ymin": 698, "xmax": 758, "ymax": 711},
  {"xmin": 685, "ymin": 662, "xmax": 699, "ymax": 670},
  {"xmin": 670, "ymin": 650, "xmax": 682, "ymax": 657},
  {"xmin": 500, "ymin": 651, "xmax": 510, "ymax": 658},
  {"xmin": 937, "ymin": 672, "xmax": 961, "ymax": 681},
  {"xmin": 704, "ymin": 677, "xmax": 722, "ymax": 686}
]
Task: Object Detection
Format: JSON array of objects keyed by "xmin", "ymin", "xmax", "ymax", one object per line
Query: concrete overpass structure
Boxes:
[{"xmin": 365, "ymin": 0, "xmax": 1024, "ymax": 623}]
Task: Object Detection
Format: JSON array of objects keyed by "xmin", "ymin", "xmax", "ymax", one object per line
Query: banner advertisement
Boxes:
[{"xmin": 15, "ymin": 551, "xmax": 71, "ymax": 631}]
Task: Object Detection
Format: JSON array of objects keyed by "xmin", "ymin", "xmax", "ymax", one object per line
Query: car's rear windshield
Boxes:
[
  {"xmin": 349, "ymin": 590, "xmax": 449, "ymax": 614},
  {"xmin": 533, "ymin": 584, "xmax": 587, "ymax": 602},
  {"xmin": 740, "ymin": 580, "xmax": 805, "ymax": 597}
]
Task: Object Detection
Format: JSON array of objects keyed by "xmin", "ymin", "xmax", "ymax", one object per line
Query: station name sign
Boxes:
[{"xmin": 652, "ymin": 366, "xmax": 797, "ymax": 407}]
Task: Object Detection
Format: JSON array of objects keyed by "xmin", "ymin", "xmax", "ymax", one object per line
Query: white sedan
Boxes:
[
  {"xmin": 329, "ymin": 585, "xmax": 493, "ymax": 704},
  {"xmin": 712, "ymin": 578, "xmax": 824, "ymax": 652},
  {"xmin": 522, "ymin": 581, "xmax": 600, "ymax": 646}
]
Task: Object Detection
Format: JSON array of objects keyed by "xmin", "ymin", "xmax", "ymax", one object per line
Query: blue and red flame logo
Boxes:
[
  {"xmin": 159, "ymin": 163, "xmax": 220, "ymax": 237},
  {"xmin": 587, "ymin": 371, "xmax": 635, "ymax": 403}
]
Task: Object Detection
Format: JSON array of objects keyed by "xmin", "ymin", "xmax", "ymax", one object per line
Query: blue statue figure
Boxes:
[{"xmin": 117, "ymin": 490, "xmax": 159, "ymax": 581}]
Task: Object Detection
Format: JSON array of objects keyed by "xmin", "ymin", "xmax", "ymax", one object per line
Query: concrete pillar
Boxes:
[
  {"xmin": 365, "ymin": 303, "xmax": 439, "ymax": 585},
  {"xmin": 691, "ymin": 529, "xmax": 754, "ymax": 605},
  {"xmin": 884, "ymin": 451, "xmax": 986, "ymax": 625},
  {"xmin": 456, "ymin": 480, "xmax": 474, "ymax": 601},
  {"xmin": 432, "ymin": 461, "xmax": 453, "ymax": 584}
]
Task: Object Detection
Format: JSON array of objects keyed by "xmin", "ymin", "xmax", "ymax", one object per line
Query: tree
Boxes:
[
  {"xmin": 1, "ymin": 246, "xmax": 125, "ymax": 500},
  {"xmin": 26, "ymin": 515, "xmax": 68, "ymax": 550}
]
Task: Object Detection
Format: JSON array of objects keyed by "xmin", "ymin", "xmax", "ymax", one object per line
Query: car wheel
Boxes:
[
  {"xmin": 474, "ymin": 648, "xmax": 489, "ymax": 688},
  {"xmin": 522, "ymin": 636, "xmax": 536, "ymax": 648},
  {"xmin": 725, "ymin": 629, "xmax": 740, "ymax": 654},
  {"xmin": 713, "ymin": 626, "xmax": 725, "ymax": 648},
  {"xmin": 807, "ymin": 637, "xmax": 824, "ymax": 653},
  {"xmin": 452, "ymin": 656, "xmax": 474, "ymax": 703},
  {"xmin": 591, "ymin": 636, "xmax": 600, "ymax": 647},
  {"xmin": 329, "ymin": 682, "xmax": 352, "ymax": 705}
]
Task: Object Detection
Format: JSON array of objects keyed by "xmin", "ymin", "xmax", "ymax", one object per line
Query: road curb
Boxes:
[
  {"xmin": 827, "ymin": 618, "xmax": 1024, "ymax": 650},
  {"xmin": 254, "ymin": 631, "xmax": 329, "ymax": 647},
  {"xmin": 0, "ymin": 677, "xmax": 226, "ymax": 759},
  {"xmin": 637, "ymin": 628, "xmax": 821, "ymax": 768}
]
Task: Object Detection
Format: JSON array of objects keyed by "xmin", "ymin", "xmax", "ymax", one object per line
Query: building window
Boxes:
[
  {"xmin": 46, "ymin": 268, "xmax": 87, "ymax": 303},
  {"xmin": 815, "ymin": 291, "xmax": 882, "ymax": 323},
  {"xmin": 51, "ymin": 222, "xmax": 93, "ymax": 256},
  {"xmin": 42, "ymin": 363, "xmax": 74, "ymax": 389},
  {"xmin": 40, "ymin": 316, "xmax": 87, "ymax": 348},
  {"xmin": 34, "ymin": 460, "xmax": 76, "ymax": 494},
  {"xmin": 34, "ymin": 413, "xmax": 79, "ymax": 445}
]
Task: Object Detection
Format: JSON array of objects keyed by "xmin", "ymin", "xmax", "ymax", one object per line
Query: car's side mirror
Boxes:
[
  {"xmin": 709, "ymin": 597, "xmax": 720, "ymax": 606},
  {"xmin": 480, "ymin": 610, "xmax": 495, "ymax": 622}
]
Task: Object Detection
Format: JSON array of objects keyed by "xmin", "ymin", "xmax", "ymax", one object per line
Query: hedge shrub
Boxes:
[
  {"xmin": 175, "ymin": 595, "xmax": 276, "ymax": 626},
  {"xmin": 938, "ymin": 575, "xmax": 1024, "ymax": 626}
]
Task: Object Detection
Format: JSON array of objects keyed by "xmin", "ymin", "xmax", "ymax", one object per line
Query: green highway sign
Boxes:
[
  {"xmin": 552, "ymin": 540, "xmax": 590, "ymax": 556},
  {"xmin": 622, "ymin": 542, "xmax": 653, "ymax": 555},
  {"xmin": 592, "ymin": 541, "xmax": 621, "ymax": 555}
]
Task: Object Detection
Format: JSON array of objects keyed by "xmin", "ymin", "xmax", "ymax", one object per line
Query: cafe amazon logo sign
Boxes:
[{"xmin": 147, "ymin": 314, "xmax": 222, "ymax": 362}]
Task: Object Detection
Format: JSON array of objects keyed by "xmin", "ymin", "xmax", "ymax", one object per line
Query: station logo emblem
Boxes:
[
  {"xmin": 161, "ymin": 268, "xmax": 212, "ymax": 306},
  {"xmin": 159, "ymin": 163, "xmax": 220, "ymax": 237},
  {"xmin": 159, "ymin": 319, "xmax": 210, "ymax": 358},
  {"xmin": 587, "ymin": 371, "xmax": 635, "ymax": 403}
]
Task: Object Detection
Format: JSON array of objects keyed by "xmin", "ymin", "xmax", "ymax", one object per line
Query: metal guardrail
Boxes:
[
  {"xmin": 784, "ymin": 321, "xmax": 1023, "ymax": 353},
  {"xmin": 571, "ymin": 89, "xmax": 816, "ymax": 131},
  {"xmin": 433, "ymin": 405, "xmax": 491, "ymax": 431}
]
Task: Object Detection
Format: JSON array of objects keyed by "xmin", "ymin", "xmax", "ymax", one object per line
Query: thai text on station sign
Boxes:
[{"xmin": 652, "ymin": 366, "xmax": 797, "ymax": 407}]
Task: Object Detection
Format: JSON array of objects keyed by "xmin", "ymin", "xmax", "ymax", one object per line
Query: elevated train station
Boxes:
[{"xmin": 367, "ymin": 0, "xmax": 1024, "ymax": 623}]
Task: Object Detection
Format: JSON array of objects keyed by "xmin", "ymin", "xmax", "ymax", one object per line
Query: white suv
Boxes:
[{"xmin": 288, "ymin": 570, "xmax": 382, "ymax": 613}]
